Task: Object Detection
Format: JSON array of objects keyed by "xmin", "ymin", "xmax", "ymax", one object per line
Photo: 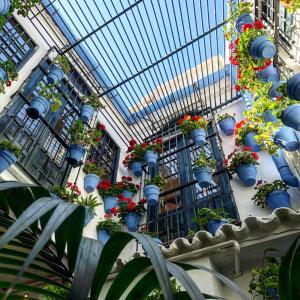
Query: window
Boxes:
[
  {"xmin": 0, "ymin": 57, "xmax": 92, "ymax": 189},
  {"xmin": 145, "ymin": 121, "xmax": 238, "ymax": 245},
  {"xmin": 0, "ymin": 16, "xmax": 36, "ymax": 66},
  {"xmin": 86, "ymin": 131, "xmax": 120, "ymax": 182}
]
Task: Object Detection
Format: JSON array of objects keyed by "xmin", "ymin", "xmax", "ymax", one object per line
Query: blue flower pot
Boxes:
[
  {"xmin": 207, "ymin": 219, "xmax": 228, "ymax": 235},
  {"xmin": 131, "ymin": 161, "xmax": 142, "ymax": 177},
  {"xmin": 124, "ymin": 212, "xmax": 140, "ymax": 232},
  {"xmin": 144, "ymin": 150, "xmax": 158, "ymax": 167},
  {"xmin": 236, "ymin": 164, "xmax": 257, "ymax": 186},
  {"xmin": 0, "ymin": 0, "xmax": 10, "ymax": 16},
  {"xmin": 287, "ymin": 72, "xmax": 300, "ymax": 101},
  {"xmin": 26, "ymin": 96, "xmax": 50, "ymax": 119},
  {"xmin": 269, "ymin": 81, "xmax": 284, "ymax": 99},
  {"xmin": 97, "ymin": 229, "xmax": 110, "ymax": 245},
  {"xmin": 84, "ymin": 207, "xmax": 95, "ymax": 226},
  {"xmin": 84, "ymin": 173, "xmax": 100, "ymax": 193},
  {"xmin": 193, "ymin": 167, "xmax": 213, "ymax": 188},
  {"xmin": 218, "ymin": 117, "xmax": 236, "ymax": 136},
  {"xmin": 274, "ymin": 126, "xmax": 299, "ymax": 152},
  {"xmin": 190, "ymin": 128, "xmax": 206, "ymax": 146},
  {"xmin": 0, "ymin": 68, "xmax": 7, "ymax": 81},
  {"xmin": 80, "ymin": 104, "xmax": 94, "ymax": 124},
  {"xmin": 103, "ymin": 196, "xmax": 118, "ymax": 214},
  {"xmin": 281, "ymin": 104, "xmax": 300, "ymax": 131},
  {"xmin": 263, "ymin": 110, "xmax": 277, "ymax": 123},
  {"xmin": 250, "ymin": 35, "xmax": 276, "ymax": 59},
  {"xmin": 235, "ymin": 13, "xmax": 253, "ymax": 33},
  {"xmin": 47, "ymin": 65, "xmax": 64, "ymax": 84},
  {"xmin": 266, "ymin": 190, "xmax": 291, "ymax": 209},
  {"xmin": 144, "ymin": 184, "xmax": 160, "ymax": 206},
  {"xmin": 121, "ymin": 190, "xmax": 134, "ymax": 199},
  {"xmin": 67, "ymin": 144, "xmax": 85, "ymax": 166},
  {"xmin": 243, "ymin": 132, "xmax": 261, "ymax": 152},
  {"xmin": 0, "ymin": 149, "xmax": 17, "ymax": 173},
  {"xmin": 257, "ymin": 64, "xmax": 280, "ymax": 83}
]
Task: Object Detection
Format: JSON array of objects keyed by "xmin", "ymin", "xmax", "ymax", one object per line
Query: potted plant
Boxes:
[
  {"xmin": 97, "ymin": 214, "xmax": 122, "ymax": 245},
  {"xmin": 47, "ymin": 55, "xmax": 71, "ymax": 84},
  {"xmin": 118, "ymin": 176, "xmax": 139, "ymax": 199},
  {"xmin": 193, "ymin": 151, "xmax": 216, "ymax": 188},
  {"xmin": 217, "ymin": 112, "xmax": 236, "ymax": 136},
  {"xmin": 178, "ymin": 114, "xmax": 208, "ymax": 146},
  {"xmin": 52, "ymin": 182, "xmax": 100, "ymax": 226},
  {"xmin": 83, "ymin": 160, "xmax": 107, "ymax": 193},
  {"xmin": 80, "ymin": 93, "xmax": 105, "ymax": 123},
  {"xmin": 116, "ymin": 197, "xmax": 147, "ymax": 232},
  {"xmin": 97, "ymin": 179, "xmax": 121, "ymax": 213},
  {"xmin": 192, "ymin": 208, "xmax": 236, "ymax": 236},
  {"xmin": 225, "ymin": 147, "xmax": 259, "ymax": 186},
  {"xmin": 123, "ymin": 139, "xmax": 145, "ymax": 177},
  {"xmin": 235, "ymin": 120, "xmax": 262, "ymax": 152},
  {"xmin": 1, "ymin": 0, "xmax": 40, "ymax": 17},
  {"xmin": 0, "ymin": 59, "xmax": 18, "ymax": 94},
  {"xmin": 27, "ymin": 82, "xmax": 62, "ymax": 119},
  {"xmin": 0, "ymin": 140, "xmax": 20, "ymax": 173},
  {"xmin": 67, "ymin": 120, "xmax": 102, "ymax": 166},
  {"xmin": 143, "ymin": 175, "xmax": 165, "ymax": 206},
  {"xmin": 280, "ymin": 0, "xmax": 300, "ymax": 12},
  {"xmin": 252, "ymin": 180, "xmax": 291, "ymax": 209},
  {"xmin": 249, "ymin": 252, "xmax": 281, "ymax": 299},
  {"xmin": 142, "ymin": 138, "xmax": 163, "ymax": 167}
]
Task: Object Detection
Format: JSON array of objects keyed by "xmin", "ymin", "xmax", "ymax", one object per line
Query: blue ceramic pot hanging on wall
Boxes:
[
  {"xmin": 0, "ymin": 0, "xmax": 11, "ymax": 16},
  {"xmin": 144, "ymin": 184, "xmax": 160, "ymax": 206},
  {"xmin": 236, "ymin": 164, "xmax": 257, "ymax": 186},
  {"xmin": 281, "ymin": 104, "xmax": 300, "ymax": 131},
  {"xmin": 257, "ymin": 64, "xmax": 280, "ymax": 83},
  {"xmin": 124, "ymin": 212, "xmax": 140, "ymax": 232},
  {"xmin": 80, "ymin": 104, "xmax": 94, "ymax": 124},
  {"xmin": 266, "ymin": 190, "xmax": 291, "ymax": 209},
  {"xmin": 287, "ymin": 72, "xmax": 300, "ymax": 101},
  {"xmin": 84, "ymin": 173, "xmax": 100, "ymax": 193},
  {"xmin": 0, "ymin": 149, "xmax": 17, "ymax": 173},
  {"xmin": 274, "ymin": 126, "xmax": 299, "ymax": 152},
  {"xmin": 250, "ymin": 35, "xmax": 276, "ymax": 59},
  {"xmin": 193, "ymin": 167, "xmax": 213, "ymax": 188},
  {"xmin": 218, "ymin": 117, "xmax": 236, "ymax": 136},
  {"xmin": 243, "ymin": 132, "xmax": 261, "ymax": 152},
  {"xmin": 67, "ymin": 144, "xmax": 85, "ymax": 166},
  {"xmin": 144, "ymin": 150, "xmax": 158, "ymax": 167},
  {"xmin": 130, "ymin": 161, "xmax": 142, "ymax": 177},
  {"xmin": 47, "ymin": 65, "xmax": 64, "ymax": 84},
  {"xmin": 235, "ymin": 13, "xmax": 253, "ymax": 33},
  {"xmin": 190, "ymin": 128, "xmax": 206, "ymax": 146},
  {"xmin": 97, "ymin": 229, "xmax": 110, "ymax": 245},
  {"xmin": 0, "ymin": 68, "xmax": 7, "ymax": 81},
  {"xmin": 26, "ymin": 96, "xmax": 50, "ymax": 119}
]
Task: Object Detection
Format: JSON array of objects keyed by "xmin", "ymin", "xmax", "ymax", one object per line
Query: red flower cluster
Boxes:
[
  {"xmin": 252, "ymin": 59, "xmax": 272, "ymax": 72},
  {"xmin": 111, "ymin": 207, "xmax": 118, "ymax": 216},
  {"xmin": 129, "ymin": 139, "xmax": 137, "ymax": 146},
  {"xmin": 98, "ymin": 123, "xmax": 106, "ymax": 130},
  {"xmin": 229, "ymin": 55, "xmax": 239, "ymax": 66},
  {"xmin": 118, "ymin": 195, "xmax": 137, "ymax": 211},
  {"xmin": 234, "ymin": 84, "xmax": 241, "ymax": 92},
  {"xmin": 254, "ymin": 20, "xmax": 264, "ymax": 30},
  {"xmin": 66, "ymin": 182, "xmax": 81, "ymax": 195},
  {"xmin": 98, "ymin": 179, "xmax": 111, "ymax": 191},
  {"xmin": 6, "ymin": 80, "xmax": 12, "ymax": 87},
  {"xmin": 121, "ymin": 176, "xmax": 132, "ymax": 181},
  {"xmin": 242, "ymin": 23, "xmax": 253, "ymax": 32},
  {"xmin": 234, "ymin": 120, "xmax": 246, "ymax": 135}
]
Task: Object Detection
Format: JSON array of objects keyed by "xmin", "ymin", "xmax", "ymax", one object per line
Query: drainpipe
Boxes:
[{"xmin": 168, "ymin": 240, "xmax": 242, "ymax": 277}]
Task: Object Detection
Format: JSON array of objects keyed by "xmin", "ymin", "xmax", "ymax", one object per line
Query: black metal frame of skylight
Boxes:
[{"xmin": 28, "ymin": 0, "xmax": 239, "ymax": 143}]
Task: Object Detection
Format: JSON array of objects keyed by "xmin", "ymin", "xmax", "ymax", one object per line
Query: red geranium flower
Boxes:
[
  {"xmin": 111, "ymin": 207, "xmax": 118, "ymax": 215},
  {"xmin": 128, "ymin": 201, "xmax": 135, "ymax": 210},
  {"xmin": 242, "ymin": 24, "xmax": 253, "ymax": 32},
  {"xmin": 98, "ymin": 123, "xmax": 106, "ymax": 130},
  {"xmin": 234, "ymin": 85, "xmax": 241, "ymax": 92},
  {"xmin": 251, "ymin": 152, "xmax": 259, "ymax": 160},
  {"xmin": 129, "ymin": 139, "xmax": 137, "ymax": 146},
  {"xmin": 6, "ymin": 80, "xmax": 12, "ymax": 87},
  {"xmin": 243, "ymin": 146, "xmax": 252, "ymax": 152},
  {"xmin": 141, "ymin": 142, "xmax": 149, "ymax": 148},
  {"xmin": 191, "ymin": 116, "xmax": 201, "ymax": 121},
  {"xmin": 234, "ymin": 38, "xmax": 239, "ymax": 45},
  {"xmin": 254, "ymin": 20, "xmax": 264, "ymax": 29},
  {"xmin": 224, "ymin": 159, "xmax": 228, "ymax": 166}
]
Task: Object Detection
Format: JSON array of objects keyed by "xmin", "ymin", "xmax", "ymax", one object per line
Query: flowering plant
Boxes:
[
  {"xmin": 178, "ymin": 115, "xmax": 208, "ymax": 135},
  {"xmin": 83, "ymin": 93, "xmax": 105, "ymax": 110},
  {"xmin": 75, "ymin": 194, "xmax": 100, "ymax": 216},
  {"xmin": 53, "ymin": 55, "xmax": 71, "ymax": 73},
  {"xmin": 234, "ymin": 120, "xmax": 260, "ymax": 146},
  {"xmin": 0, "ymin": 59, "xmax": 18, "ymax": 94},
  {"xmin": 96, "ymin": 214, "xmax": 122, "ymax": 233},
  {"xmin": 144, "ymin": 175, "xmax": 165, "ymax": 189},
  {"xmin": 68, "ymin": 120, "xmax": 102, "ymax": 147},
  {"xmin": 281, "ymin": 0, "xmax": 300, "ymax": 12},
  {"xmin": 97, "ymin": 180, "xmax": 121, "ymax": 198},
  {"xmin": 141, "ymin": 138, "xmax": 163, "ymax": 154},
  {"xmin": 123, "ymin": 139, "xmax": 146, "ymax": 168},
  {"xmin": 193, "ymin": 151, "xmax": 216, "ymax": 170},
  {"xmin": 225, "ymin": 147, "xmax": 259, "ymax": 173},
  {"xmin": 116, "ymin": 197, "xmax": 147, "ymax": 221},
  {"xmin": 37, "ymin": 82, "xmax": 62, "ymax": 112},
  {"xmin": 252, "ymin": 180, "xmax": 288, "ymax": 208},
  {"xmin": 52, "ymin": 182, "xmax": 81, "ymax": 202},
  {"xmin": 118, "ymin": 176, "xmax": 140, "ymax": 194},
  {"xmin": 217, "ymin": 112, "xmax": 236, "ymax": 123},
  {"xmin": 83, "ymin": 160, "xmax": 107, "ymax": 178}
]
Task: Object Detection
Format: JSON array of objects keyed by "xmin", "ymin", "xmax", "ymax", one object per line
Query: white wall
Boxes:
[{"xmin": 217, "ymin": 99, "xmax": 300, "ymax": 220}]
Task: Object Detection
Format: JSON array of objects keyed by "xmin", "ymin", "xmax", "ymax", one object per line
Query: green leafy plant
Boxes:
[
  {"xmin": 118, "ymin": 176, "xmax": 140, "ymax": 194},
  {"xmin": 97, "ymin": 179, "xmax": 122, "ymax": 198},
  {"xmin": 10, "ymin": 0, "xmax": 41, "ymax": 17},
  {"xmin": 83, "ymin": 160, "xmax": 107, "ymax": 178},
  {"xmin": 68, "ymin": 119, "xmax": 102, "ymax": 147},
  {"xmin": 37, "ymin": 82, "xmax": 62, "ymax": 112},
  {"xmin": 223, "ymin": 1, "xmax": 253, "ymax": 41},
  {"xmin": 217, "ymin": 112, "xmax": 236, "ymax": 123},
  {"xmin": 0, "ymin": 59, "xmax": 18, "ymax": 94},
  {"xmin": 0, "ymin": 140, "xmax": 20, "ymax": 158},
  {"xmin": 252, "ymin": 180, "xmax": 288, "ymax": 208},
  {"xmin": 234, "ymin": 119, "xmax": 260, "ymax": 147},
  {"xmin": 178, "ymin": 114, "xmax": 208, "ymax": 135},
  {"xmin": 117, "ymin": 197, "xmax": 147, "ymax": 222},
  {"xmin": 84, "ymin": 93, "xmax": 105, "ymax": 110},
  {"xmin": 0, "ymin": 181, "xmax": 250, "ymax": 299},
  {"xmin": 249, "ymin": 249, "xmax": 281, "ymax": 299},
  {"xmin": 123, "ymin": 139, "xmax": 146, "ymax": 168},
  {"xmin": 225, "ymin": 147, "xmax": 259, "ymax": 174},
  {"xmin": 146, "ymin": 278, "xmax": 181, "ymax": 300},
  {"xmin": 76, "ymin": 194, "xmax": 100, "ymax": 216},
  {"xmin": 53, "ymin": 55, "xmax": 71, "ymax": 73},
  {"xmin": 141, "ymin": 138, "xmax": 164, "ymax": 154},
  {"xmin": 193, "ymin": 151, "xmax": 216, "ymax": 170},
  {"xmin": 192, "ymin": 208, "xmax": 236, "ymax": 231},
  {"xmin": 97, "ymin": 216, "xmax": 122, "ymax": 234},
  {"xmin": 144, "ymin": 175, "xmax": 165, "ymax": 189},
  {"xmin": 44, "ymin": 283, "xmax": 71, "ymax": 300}
]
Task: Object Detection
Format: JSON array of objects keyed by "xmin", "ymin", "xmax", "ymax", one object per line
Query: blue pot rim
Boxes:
[{"xmin": 218, "ymin": 116, "xmax": 236, "ymax": 123}]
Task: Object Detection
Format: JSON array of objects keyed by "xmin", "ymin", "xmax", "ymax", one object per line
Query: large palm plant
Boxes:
[{"xmin": 0, "ymin": 181, "xmax": 249, "ymax": 300}]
